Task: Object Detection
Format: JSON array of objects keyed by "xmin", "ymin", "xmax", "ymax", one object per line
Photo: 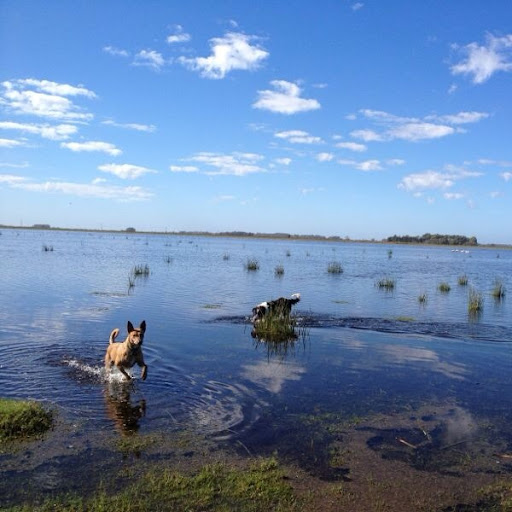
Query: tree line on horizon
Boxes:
[{"xmin": 386, "ymin": 233, "xmax": 478, "ymax": 246}]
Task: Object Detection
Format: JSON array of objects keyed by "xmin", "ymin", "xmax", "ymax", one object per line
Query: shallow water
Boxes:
[{"xmin": 1, "ymin": 229, "xmax": 512, "ymax": 506}]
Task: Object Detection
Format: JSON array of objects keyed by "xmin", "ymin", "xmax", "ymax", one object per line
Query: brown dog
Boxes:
[{"xmin": 105, "ymin": 320, "xmax": 147, "ymax": 381}]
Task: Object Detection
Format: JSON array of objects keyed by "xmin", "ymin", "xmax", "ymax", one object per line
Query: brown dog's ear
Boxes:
[
  {"xmin": 140, "ymin": 320, "xmax": 146, "ymax": 333},
  {"xmin": 127, "ymin": 321, "xmax": 135, "ymax": 333}
]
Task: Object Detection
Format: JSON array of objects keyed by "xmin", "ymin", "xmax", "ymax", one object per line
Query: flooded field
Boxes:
[{"xmin": 1, "ymin": 228, "xmax": 512, "ymax": 510}]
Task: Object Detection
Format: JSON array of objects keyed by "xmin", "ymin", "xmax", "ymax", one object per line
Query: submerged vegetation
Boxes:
[
  {"xmin": 468, "ymin": 288, "xmax": 484, "ymax": 315},
  {"xmin": 458, "ymin": 274, "xmax": 469, "ymax": 286},
  {"xmin": 132, "ymin": 264, "xmax": 150, "ymax": 277},
  {"xmin": 438, "ymin": 282, "xmax": 451, "ymax": 293},
  {"xmin": 492, "ymin": 279, "xmax": 506, "ymax": 300},
  {"xmin": 0, "ymin": 398, "xmax": 53, "ymax": 442},
  {"xmin": 274, "ymin": 264, "xmax": 285, "ymax": 276}
]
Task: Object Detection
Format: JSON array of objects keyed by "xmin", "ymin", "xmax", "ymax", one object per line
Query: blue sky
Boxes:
[{"xmin": 1, "ymin": 1, "xmax": 512, "ymax": 243}]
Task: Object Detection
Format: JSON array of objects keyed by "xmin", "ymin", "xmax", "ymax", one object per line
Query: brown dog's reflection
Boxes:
[{"xmin": 104, "ymin": 381, "xmax": 146, "ymax": 436}]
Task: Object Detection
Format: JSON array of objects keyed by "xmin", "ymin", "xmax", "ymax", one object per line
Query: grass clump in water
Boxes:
[
  {"xmin": 376, "ymin": 277, "xmax": 395, "ymax": 290},
  {"xmin": 274, "ymin": 264, "xmax": 285, "ymax": 277},
  {"xmin": 468, "ymin": 288, "xmax": 483, "ymax": 315},
  {"xmin": 8, "ymin": 457, "xmax": 299, "ymax": 512},
  {"xmin": 458, "ymin": 274, "xmax": 469, "ymax": 286},
  {"xmin": 132, "ymin": 264, "xmax": 150, "ymax": 277},
  {"xmin": 0, "ymin": 398, "xmax": 53, "ymax": 442},
  {"xmin": 245, "ymin": 258, "xmax": 260, "ymax": 271},
  {"xmin": 327, "ymin": 261, "xmax": 343, "ymax": 274},
  {"xmin": 492, "ymin": 279, "xmax": 506, "ymax": 300},
  {"xmin": 438, "ymin": 282, "xmax": 451, "ymax": 293},
  {"xmin": 418, "ymin": 293, "xmax": 428, "ymax": 304}
]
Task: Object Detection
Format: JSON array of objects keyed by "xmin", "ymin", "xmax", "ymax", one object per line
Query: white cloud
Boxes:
[
  {"xmin": 167, "ymin": 25, "xmax": 191, "ymax": 44},
  {"xmin": 0, "ymin": 161, "xmax": 28, "ymax": 168},
  {"xmin": 103, "ymin": 46, "xmax": 130, "ymax": 58},
  {"xmin": 388, "ymin": 122, "xmax": 455, "ymax": 141},
  {"xmin": 102, "ymin": 119, "xmax": 156, "ymax": 132},
  {"xmin": 387, "ymin": 158, "xmax": 405, "ymax": 166},
  {"xmin": 1, "ymin": 79, "xmax": 94, "ymax": 121},
  {"xmin": 335, "ymin": 141, "xmax": 367, "ymax": 152},
  {"xmin": 275, "ymin": 157, "xmax": 292, "ymax": 165},
  {"xmin": 352, "ymin": 2, "xmax": 364, "ymax": 10},
  {"xmin": 398, "ymin": 167, "xmax": 482, "ymax": 192},
  {"xmin": 0, "ymin": 138, "xmax": 25, "ymax": 147},
  {"xmin": 350, "ymin": 129, "xmax": 384, "ymax": 142},
  {"xmin": 253, "ymin": 80, "xmax": 321, "ymax": 115},
  {"xmin": 2, "ymin": 175, "xmax": 152, "ymax": 201},
  {"xmin": 451, "ymin": 33, "xmax": 512, "ymax": 84},
  {"xmin": 0, "ymin": 121, "xmax": 77, "ymax": 140},
  {"xmin": 275, "ymin": 129, "xmax": 323, "ymax": 144},
  {"xmin": 501, "ymin": 171, "xmax": 512, "ymax": 182},
  {"xmin": 429, "ymin": 111, "xmax": 489, "ymax": 124},
  {"xmin": 179, "ymin": 32, "xmax": 268, "ymax": 79},
  {"xmin": 169, "ymin": 165, "xmax": 199, "ymax": 173},
  {"xmin": 399, "ymin": 171, "xmax": 455, "ymax": 191},
  {"xmin": 133, "ymin": 50, "xmax": 166, "ymax": 70},
  {"xmin": 61, "ymin": 141, "xmax": 122, "ymax": 156},
  {"xmin": 357, "ymin": 159, "xmax": 382, "ymax": 171},
  {"xmin": 98, "ymin": 163, "xmax": 156, "ymax": 179},
  {"xmin": 187, "ymin": 151, "xmax": 265, "ymax": 176},
  {"xmin": 444, "ymin": 192, "xmax": 464, "ymax": 200},
  {"xmin": 316, "ymin": 152, "xmax": 334, "ymax": 162}
]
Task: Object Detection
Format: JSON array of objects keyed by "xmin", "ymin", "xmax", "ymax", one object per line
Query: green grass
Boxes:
[
  {"xmin": 245, "ymin": 258, "xmax": 260, "ymax": 271},
  {"xmin": 5, "ymin": 457, "xmax": 299, "ymax": 512},
  {"xmin": 252, "ymin": 307, "xmax": 307, "ymax": 343},
  {"xmin": 468, "ymin": 288, "xmax": 483, "ymax": 315},
  {"xmin": 438, "ymin": 282, "xmax": 451, "ymax": 293},
  {"xmin": 376, "ymin": 278, "xmax": 395, "ymax": 290},
  {"xmin": 458, "ymin": 274, "xmax": 469, "ymax": 286},
  {"xmin": 492, "ymin": 279, "xmax": 506, "ymax": 300},
  {"xmin": 274, "ymin": 264, "xmax": 285, "ymax": 276},
  {"xmin": 327, "ymin": 261, "xmax": 343, "ymax": 274},
  {"xmin": 0, "ymin": 398, "xmax": 53, "ymax": 442}
]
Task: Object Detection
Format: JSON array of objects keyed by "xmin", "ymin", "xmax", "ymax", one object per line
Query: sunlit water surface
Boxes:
[{"xmin": 2, "ymin": 229, "xmax": 512, "ymax": 502}]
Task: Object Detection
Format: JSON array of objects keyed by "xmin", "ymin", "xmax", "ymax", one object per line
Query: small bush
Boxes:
[
  {"xmin": 327, "ymin": 261, "xmax": 343, "ymax": 274},
  {"xmin": 438, "ymin": 282, "xmax": 451, "ymax": 293},
  {"xmin": 245, "ymin": 258, "xmax": 259, "ymax": 271}
]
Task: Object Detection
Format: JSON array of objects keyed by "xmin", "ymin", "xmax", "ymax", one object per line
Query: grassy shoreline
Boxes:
[{"xmin": 0, "ymin": 398, "xmax": 53, "ymax": 442}]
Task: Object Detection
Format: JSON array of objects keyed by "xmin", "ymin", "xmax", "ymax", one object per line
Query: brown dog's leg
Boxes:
[
  {"xmin": 135, "ymin": 352, "xmax": 147, "ymax": 380},
  {"xmin": 117, "ymin": 366, "xmax": 132, "ymax": 381}
]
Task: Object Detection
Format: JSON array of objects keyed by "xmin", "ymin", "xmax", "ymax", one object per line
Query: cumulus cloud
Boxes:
[
  {"xmin": 61, "ymin": 141, "xmax": 122, "ymax": 156},
  {"xmin": 133, "ymin": 50, "xmax": 166, "ymax": 70},
  {"xmin": 1, "ymin": 174, "xmax": 152, "ymax": 201},
  {"xmin": 98, "ymin": 163, "xmax": 156, "ymax": 179},
  {"xmin": 274, "ymin": 129, "xmax": 323, "ymax": 144},
  {"xmin": 253, "ymin": 80, "xmax": 321, "ymax": 114},
  {"xmin": 388, "ymin": 122, "xmax": 455, "ymax": 141},
  {"xmin": 275, "ymin": 157, "xmax": 292, "ymax": 165},
  {"xmin": 451, "ymin": 33, "xmax": 512, "ymax": 84},
  {"xmin": 1, "ymin": 79, "xmax": 95, "ymax": 121},
  {"xmin": 0, "ymin": 121, "xmax": 77, "ymax": 140},
  {"xmin": 338, "ymin": 159, "xmax": 383, "ymax": 171},
  {"xmin": 103, "ymin": 46, "xmax": 130, "ymax": 58},
  {"xmin": 179, "ymin": 32, "xmax": 268, "ymax": 79},
  {"xmin": 187, "ymin": 151, "xmax": 265, "ymax": 176},
  {"xmin": 501, "ymin": 171, "xmax": 512, "ymax": 182},
  {"xmin": 350, "ymin": 129, "xmax": 384, "ymax": 142}
]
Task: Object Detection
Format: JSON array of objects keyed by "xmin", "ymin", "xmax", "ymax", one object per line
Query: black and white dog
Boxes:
[{"xmin": 251, "ymin": 293, "xmax": 301, "ymax": 324}]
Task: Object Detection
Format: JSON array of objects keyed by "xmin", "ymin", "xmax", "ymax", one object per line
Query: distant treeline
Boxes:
[{"xmin": 387, "ymin": 233, "xmax": 478, "ymax": 246}]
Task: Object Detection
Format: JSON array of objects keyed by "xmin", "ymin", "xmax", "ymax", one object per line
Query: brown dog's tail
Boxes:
[{"xmin": 109, "ymin": 328, "xmax": 120, "ymax": 344}]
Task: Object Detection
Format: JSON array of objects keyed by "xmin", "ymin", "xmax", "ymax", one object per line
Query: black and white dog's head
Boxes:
[{"xmin": 251, "ymin": 293, "xmax": 301, "ymax": 324}]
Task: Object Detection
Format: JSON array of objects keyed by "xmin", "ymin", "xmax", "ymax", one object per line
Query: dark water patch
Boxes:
[{"xmin": 211, "ymin": 312, "xmax": 512, "ymax": 343}]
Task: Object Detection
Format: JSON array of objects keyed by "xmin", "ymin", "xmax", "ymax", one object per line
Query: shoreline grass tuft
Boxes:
[{"xmin": 0, "ymin": 398, "xmax": 53, "ymax": 442}]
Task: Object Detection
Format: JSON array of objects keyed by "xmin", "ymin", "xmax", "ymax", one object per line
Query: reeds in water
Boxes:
[
  {"xmin": 492, "ymin": 279, "xmax": 506, "ymax": 300},
  {"xmin": 327, "ymin": 261, "xmax": 343, "ymax": 274},
  {"xmin": 438, "ymin": 282, "xmax": 451, "ymax": 293},
  {"xmin": 274, "ymin": 264, "xmax": 284, "ymax": 277},
  {"xmin": 468, "ymin": 287, "xmax": 483, "ymax": 315},
  {"xmin": 457, "ymin": 274, "xmax": 468, "ymax": 286},
  {"xmin": 132, "ymin": 264, "xmax": 150, "ymax": 277},
  {"xmin": 376, "ymin": 277, "xmax": 395, "ymax": 290},
  {"xmin": 245, "ymin": 258, "xmax": 259, "ymax": 271}
]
